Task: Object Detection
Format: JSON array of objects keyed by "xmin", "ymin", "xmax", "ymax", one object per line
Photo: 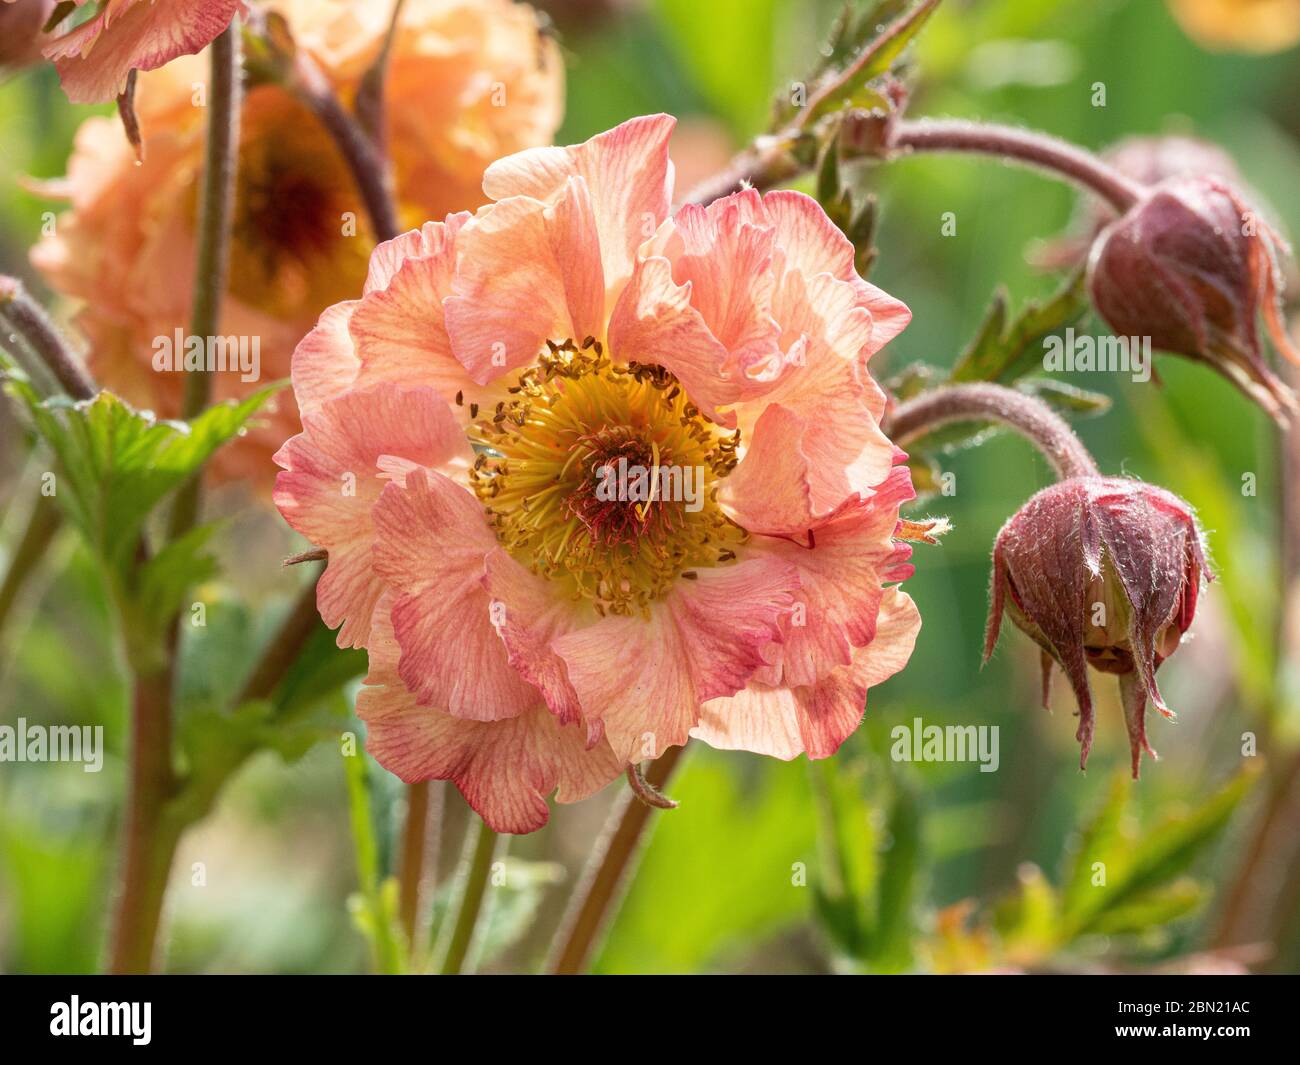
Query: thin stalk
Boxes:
[
  {"xmin": 0, "ymin": 277, "xmax": 95, "ymax": 399},
  {"xmin": 885, "ymin": 382, "xmax": 1100, "ymax": 482},
  {"xmin": 546, "ymin": 745, "xmax": 687, "ymax": 974},
  {"xmin": 890, "ymin": 118, "xmax": 1142, "ymax": 215},
  {"xmin": 287, "ymin": 49, "xmax": 401, "ymax": 243},
  {"xmin": 398, "ymin": 779, "xmax": 431, "ymax": 949},
  {"xmin": 107, "ymin": 22, "xmax": 241, "ymax": 975},
  {"xmin": 170, "ymin": 20, "xmax": 243, "ymax": 537},
  {"xmin": 106, "ymin": 662, "xmax": 180, "ymax": 973},
  {"xmin": 437, "ymin": 820, "xmax": 502, "ymax": 975},
  {"xmin": 0, "ymin": 494, "xmax": 61, "ymax": 646},
  {"xmin": 235, "ymin": 567, "xmax": 326, "ymax": 705}
]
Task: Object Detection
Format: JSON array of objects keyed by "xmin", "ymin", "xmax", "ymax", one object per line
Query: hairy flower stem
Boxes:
[
  {"xmin": 686, "ymin": 117, "xmax": 1142, "ymax": 216},
  {"xmin": 0, "ymin": 277, "xmax": 95, "ymax": 400},
  {"xmin": 288, "ymin": 50, "xmax": 401, "ymax": 243},
  {"xmin": 107, "ymin": 24, "xmax": 242, "ymax": 977},
  {"xmin": 107, "ymin": 663, "xmax": 181, "ymax": 973},
  {"xmin": 0, "ymin": 495, "xmax": 61, "ymax": 653},
  {"xmin": 437, "ymin": 820, "xmax": 501, "ymax": 975},
  {"xmin": 546, "ymin": 745, "xmax": 687, "ymax": 975},
  {"xmin": 398, "ymin": 780, "xmax": 433, "ymax": 951},
  {"xmin": 170, "ymin": 22, "xmax": 242, "ymax": 538},
  {"xmin": 682, "ymin": 142, "xmax": 804, "ymax": 207},
  {"xmin": 889, "ymin": 119, "xmax": 1142, "ymax": 214},
  {"xmin": 886, "ymin": 382, "xmax": 1100, "ymax": 482}
]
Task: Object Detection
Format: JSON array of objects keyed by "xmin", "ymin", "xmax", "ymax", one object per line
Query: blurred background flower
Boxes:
[
  {"xmin": 1167, "ymin": 0, "xmax": 1300, "ymax": 54},
  {"xmin": 26, "ymin": 0, "xmax": 562, "ymax": 491}
]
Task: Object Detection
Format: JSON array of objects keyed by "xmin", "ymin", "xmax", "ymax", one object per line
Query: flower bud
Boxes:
[
  {"xmin": 1032, "ymin": 135, "xmax": 1241, "ymax": 271},
  {"xmin": 0, "ymin": 0, "xmax": 54, "ymax": 72},
  {"xmin": 1087, "ymin": 173, "xmax": 1300, "ymax": 423},
  {"xmin": 985, "ymin": 476, "xmax": 1211, "ymax": 777}
]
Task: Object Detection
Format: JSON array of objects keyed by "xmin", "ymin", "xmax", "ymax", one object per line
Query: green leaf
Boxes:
[
  {"xmin": 949, "ymin": 267, "xmax": 1090, "ymax": 383},
  {"xmin": 131, "ymin": 522, "xmax": 221, "ymax": 632},
  {"xmin": 800, "ymin": 0, "xmax": 940, "ymax": 126},
  {"xmin": 1060, "ymin": 772, "xmax": 1129, "ymax": 923},
  {"xmin": 871, "ymin": 778, "xmax": 921, "ymax": 971},
  {"xmin": 1075, "ymin": 767, "xmax": 1257, "ymax": 936},
  {"xmin": 1017, "ymin": 376, "xmax": 1112, "ymax": 416},
  {"xmin": 1088, "ymin": 879, "xmax": 1207, "ymax": 937},
  {"xmin": 5, "ymin": 379, "xmax": 281, "ymax": 570}
]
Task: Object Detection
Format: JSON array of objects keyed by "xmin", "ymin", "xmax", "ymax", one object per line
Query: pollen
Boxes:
[{"xmin": 469, "ymin": 339, "xmax": 746, "ymax": 617}]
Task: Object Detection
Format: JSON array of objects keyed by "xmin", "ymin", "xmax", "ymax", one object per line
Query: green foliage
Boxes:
[
  {"xmin": 928, "ymin": 768, "xmax": 1256, "ymax": 971},
  {"xmin": 810, "ymin": 756, "xmax": 922, "ymax": 972},
  {"xmin": 5, "ymin": 378, "xmax": 279, "ymax": 571},
  {"xmin": 949, "ymin": 269, "xmax": 1091, "ymax": 384}
]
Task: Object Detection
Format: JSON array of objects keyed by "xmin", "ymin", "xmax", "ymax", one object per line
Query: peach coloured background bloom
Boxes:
[
  {"xmin": 274, "ymin": 115, "xmax": 921, "ymax": 832},
  {"xmin": 31, "ymin": 0, "xmax": 562, "ymax": 490}
]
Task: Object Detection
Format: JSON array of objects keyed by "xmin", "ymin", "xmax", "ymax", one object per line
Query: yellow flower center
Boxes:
[{"xmin": 469, "ymin": 339, "xmax": 746, "ymax": 617}]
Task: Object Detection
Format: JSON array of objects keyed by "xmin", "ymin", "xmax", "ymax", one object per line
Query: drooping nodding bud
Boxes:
[
  {"xmin": 1087, "ymin": 173, "xmax": 1300, "ymax": 424},
  {"xmin": 985, "ymin": 476, "xmax": 1210, "ymax": 778}
]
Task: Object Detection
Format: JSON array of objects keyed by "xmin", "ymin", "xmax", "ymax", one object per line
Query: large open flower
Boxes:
[
  {"xmin": 274, "ymin": 115, "xmax": 922, "ymax": 832},
  {"xmin": 31, "ymin": 0, "xmax": 562, "ymax": 489}
]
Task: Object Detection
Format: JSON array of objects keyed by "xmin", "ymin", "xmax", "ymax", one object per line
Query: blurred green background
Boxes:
[{"xmin": 1, "ymin": 0, "xmax": 1297, "ymax": 974}]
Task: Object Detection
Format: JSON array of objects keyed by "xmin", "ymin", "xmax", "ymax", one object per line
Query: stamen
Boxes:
[{"xmin": 468, "ymin": 341, "xmax": 745, "ymax": 616}]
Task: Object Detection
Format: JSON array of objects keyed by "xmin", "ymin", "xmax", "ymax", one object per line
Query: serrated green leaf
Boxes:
[
  {"xmin": 1076, "ymin": 768, "xmax": 1257, "ymax": 934},
  {"xmin": 801, "ymin": 0, "xmax": 940, "ymax": 126},
  {"xmin": 950, "ymin": 268, "xmax": 1090, "ymax": 383},
  {"xmin": 5, "ymin": 379, "xmax": 281, "ymax": 571},
  {"xmin": 132, "ymin": 522, "xmax": 221, "ymax": 630}
]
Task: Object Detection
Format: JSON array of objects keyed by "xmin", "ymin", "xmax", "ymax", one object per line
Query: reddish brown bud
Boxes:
[
  {"xmin": 1087, "ymin": 173, "xmax": 1300, "ymax": 423},
  {"xmin": 985, "ymin": 476, "xmax": 1211, "ymax": 778}
]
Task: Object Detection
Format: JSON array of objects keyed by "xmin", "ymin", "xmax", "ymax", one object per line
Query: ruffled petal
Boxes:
[
  {"xmin": 657, "ymin": 193, "xmax": 782, "ymax": 375},
  {"xmin": 606, "ymin": 254, "xmax": 739, "ymax": 421},
  {"xmin": 371, "ymin": 467, "xmax": 538, "ymax": 721},
  {"xmin": 482, "ymin": 547, "xmax": 588, "ymax": 727},
  {"xmin": 349, "ymin": 215, "xmax": 484, "ymax": 403},
  {"xmin": 359, "ymin": 596, "xmax": 621, "ymax": 834},
  {"xmin": 480, "ymin": 113, "xmax": 675, "ymax": 294},
  {"xmin": 693, "ymin": 587, "xmax": 920, "ymax": 759},
  {"xmin": 272, "ymin": 384, "xmax": 469, "ymax": 648},
  {"xmin": 47, "ymin": 0, "xmax": 242, "ymax": 104},
  {"xmin": 444, "ymin": 179, "xmax": 605, "ymax": 384},
  {"xmin": 552, "ymin": 557, "xmax": 799, "ymax": 762},
  {"xmin": 744, "ymin": 464, "xmax": 916, "ymax": 688}
]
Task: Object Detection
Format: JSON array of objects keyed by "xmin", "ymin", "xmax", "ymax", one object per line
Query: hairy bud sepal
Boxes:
[
  {"xmin": 985, "ymin": 476, "xmax": 1211, "ymax": 778},
  {"xmin": 1087, "ymin": 174, "xmax": 1300, "ymax": 423}
]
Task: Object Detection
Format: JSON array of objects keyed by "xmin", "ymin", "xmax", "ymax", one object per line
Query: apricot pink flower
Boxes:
[
  {"xmin": 274, "ymin": 115, "xmax": 921, "ymax": 832},
  {"xmin": 41, "ymin": 0, "xmax": 243, "ymax": 103}
]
